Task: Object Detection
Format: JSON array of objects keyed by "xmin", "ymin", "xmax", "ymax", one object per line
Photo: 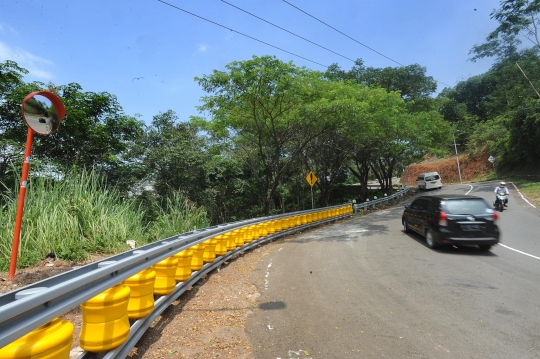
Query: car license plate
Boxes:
[
  {"xmin": 431, "ymin": 181, "xmax": 436, "ymax": 184},
  {"xmin": 461, "ymin": 224, "xmax": 484, "ymax": 231}
]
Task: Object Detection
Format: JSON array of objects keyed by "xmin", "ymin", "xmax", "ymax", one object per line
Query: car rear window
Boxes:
[
  {"xmin": 442, "ymin": 199, "xmax": 490, "ymax": 215},
  {"xmin": 425, "ymin": 175, "xmax": 440, "ymax": 181}
]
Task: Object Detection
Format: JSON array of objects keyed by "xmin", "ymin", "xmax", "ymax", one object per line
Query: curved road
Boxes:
[{"xmin": 246, "ymin": 182, "xmax": 540, "ymax": 358}]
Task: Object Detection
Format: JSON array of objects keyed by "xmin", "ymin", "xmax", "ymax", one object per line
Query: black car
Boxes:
[{"xmin": 402, "ymin": 195, "xmax": 500, "ymax": 251}]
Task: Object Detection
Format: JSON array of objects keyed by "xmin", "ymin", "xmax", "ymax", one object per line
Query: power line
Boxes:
[
  {"xmin": 157, "ymin": 0, "xmax": 328, "ymax": 68},
  {"xmin": 220, "ymin": 0, "xmax": 356, "ymax": 63},
  {"xmin": 282, "ymin": 0, "xmax": 450, "ymax": 87},
  {"xmin": 282, "ymin": 0, "xmax": 404, "ymax": 67}
]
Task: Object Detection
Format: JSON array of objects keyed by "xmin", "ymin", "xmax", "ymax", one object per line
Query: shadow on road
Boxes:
[{"xmin": 403, "ymin": 230, "xmax": 498, "ymax": 257}]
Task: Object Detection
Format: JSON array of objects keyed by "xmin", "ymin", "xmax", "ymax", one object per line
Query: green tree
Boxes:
[
  {"xmin": 325, "ymin": 59, "xmax": 438, "ymax": 111},
  {"xmin": 470, "ymin": 0, "xmax": 540, "ymax": 61},
  {"xmin": 195, "ymin": 56, "xmax": 352, "ymax": 215},
  {"xmin": 143, "ymin": 110, "xmax": 209, "ymax": 206},
  {"xmin": 300, "ymin": 132, "xmax": 349, "ymax": 207}
]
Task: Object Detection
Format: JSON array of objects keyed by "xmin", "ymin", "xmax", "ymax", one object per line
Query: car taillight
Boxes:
[
  {"xmin": 439, "ymin": 211, "xmax": 448, "ymax": 226},
  {"xmin": 492, "ymin": 211, "xmax": 498, "ymax": 221}
]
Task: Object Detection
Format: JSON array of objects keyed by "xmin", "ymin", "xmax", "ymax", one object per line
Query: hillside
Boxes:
[{"xmin": 401, "ymin": 152, "xmax": 492, "ymax": 186}]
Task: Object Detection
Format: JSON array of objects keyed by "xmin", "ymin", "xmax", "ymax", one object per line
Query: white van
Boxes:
[{"xmin": 417, "ymin": 172, "xmax": 442, "ymax": 190}]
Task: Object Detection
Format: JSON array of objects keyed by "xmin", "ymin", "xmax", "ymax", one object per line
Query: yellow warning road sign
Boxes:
[{"xmin": 305, "ymin": 171, "xmax": 318, "ymax": 187}]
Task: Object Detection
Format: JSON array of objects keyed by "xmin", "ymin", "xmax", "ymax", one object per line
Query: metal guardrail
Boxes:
[
  {"xmin": 0, "ymin": 204, "xmax": 353, "ymax": 358},
  {"xmin": 353, "ymin": 186, "xmax": 409, "ymax": 212}
]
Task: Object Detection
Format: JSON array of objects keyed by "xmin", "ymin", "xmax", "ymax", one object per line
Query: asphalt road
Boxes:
[{"xmin": 246, "ymin": 182, "xmax": 540, "ymax": 359}]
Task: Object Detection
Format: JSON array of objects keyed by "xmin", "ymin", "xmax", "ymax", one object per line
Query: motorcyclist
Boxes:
[{"xmin": 494, "ymin": 181, "xmax": 509, "ymax": 207}]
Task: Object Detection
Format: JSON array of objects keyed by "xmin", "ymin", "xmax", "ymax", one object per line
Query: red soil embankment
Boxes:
[{"xmin": 401, "ymin": 153, "xmax": 491, "ymax": 186}]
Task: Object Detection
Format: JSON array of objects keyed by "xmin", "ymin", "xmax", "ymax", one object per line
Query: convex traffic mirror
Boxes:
[{"xmin": 21, "ymin": 92, "xmax": 66, "ymax": 135}]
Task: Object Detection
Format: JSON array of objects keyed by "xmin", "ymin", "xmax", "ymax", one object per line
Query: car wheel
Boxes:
[
  {"xmin": 478, "ymin": 245, "xmax": 492, "ymax": 251},
  {"xmin": 425, "ymin": 229, "xmax": 438, "ymax": 249},
  {"xmin": 403, "ymin": 219, "xmax": 411, "ymax": 233}
]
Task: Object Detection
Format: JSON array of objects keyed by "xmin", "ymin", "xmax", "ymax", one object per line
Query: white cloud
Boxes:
[
  {"xmin": 0, "ymin": 41, "xmax": 54, "ymax": 80},
  {"xmin": 197, "ymin": 44, "xmax": 208, "ymax": 52}
]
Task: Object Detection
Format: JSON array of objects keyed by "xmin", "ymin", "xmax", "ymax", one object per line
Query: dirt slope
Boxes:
[{"xmin": 401, "ymin": 152, "xmax": 492, "ymax": 186}]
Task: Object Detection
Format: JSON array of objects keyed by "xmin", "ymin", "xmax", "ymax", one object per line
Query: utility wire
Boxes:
[
  {"xmin": 157, "ymin": 0, "xmax": 328, "ymax": 68},
  {"xmin": 220, "ymin": 0, "xmax": 355, "ymax": 63},
  {"xmin": 282, "ymin": 0, "xmax": 450, "ymax": 87},
  {"xmin": 282, "ymin": 0, "xmax": 403, "ymax": 67}
]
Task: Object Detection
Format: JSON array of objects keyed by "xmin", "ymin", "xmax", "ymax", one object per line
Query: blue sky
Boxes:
[{"xmin": 1, "ymin": 0, "xmax": 500, "ymax": 125}]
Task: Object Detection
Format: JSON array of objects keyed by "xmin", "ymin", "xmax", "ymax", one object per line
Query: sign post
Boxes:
[
  {"xmin": 488, "ymin": 156, "xmax": 497, "ymax": 180},
  {"xmin": 305, "ymin": 171, "xmax": 318, "ymax": 209}
]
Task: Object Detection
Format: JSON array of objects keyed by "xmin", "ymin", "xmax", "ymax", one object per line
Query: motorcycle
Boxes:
[{"xmin": 494, "ymin": 190, "xmax": 507, "ymax": 212}]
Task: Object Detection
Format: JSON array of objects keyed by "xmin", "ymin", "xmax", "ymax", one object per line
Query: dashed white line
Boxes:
[
  {"xmin": 499, "ymin": 244, "xmax": 540, "ymax": 260},
  {"xmin": 264, "ymin": 261, "xmax": 272, "ymax": 290},
  {"xmin": 510, "ymin": 182, "xmax": 537, "ymax": 208}
]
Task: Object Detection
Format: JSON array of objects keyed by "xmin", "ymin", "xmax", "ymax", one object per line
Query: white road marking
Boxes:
[
  {"xmin": 510, "ymin": 182, "xmax": 537, "ymax": 208},
  {"xmin": 278, "ymin": 247, "xmax": 283, "ymax": 251},
  {"xmin": 499, "ymin": 244, "xmax": 540, "ymax": 260},
  {"xmin": 465, "ymin": 184, "xmax": 473, "ymax": 195},
  {"xmin": 265, "ymin": 261, "xmax": 272, "ymax": 290},
  {"xmin": 286, "ymin": 349, "xmax": 312, "ymax": 358}
]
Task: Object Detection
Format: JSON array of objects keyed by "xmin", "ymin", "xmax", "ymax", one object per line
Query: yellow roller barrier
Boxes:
[
  {"xmin": 154, "ymin": 257, "xmax": 178, "ymax": 295},
  {"xmin": 0, "ymin": 318, "xmax": 74, "ymax": 359},
  {"xmin": 267, "ymin": 221, "xmax": 276, "ymax": 234},
  {"xmin": 214, "ymin": 234, "xmax": 227, "ymax": 255},
  {"xmin": 80, "ymin": 283, "xmax": 131, "ymax": 352},
  {"xmin": 124, "ymin": 267, "xmax": 156, "ymax": 319},
  {"xmin": 286, "ymin": 217, "xmax": 294, "ymax": 229},
  {"xmin": 243, "ymin": 226, "xmax": 253, "ymax": 243},
  {"xmin": 223, "ymin": 232, "xmax": 235, "ymax": 250},
  {"xmin": 190, "ymin": 243, "xmax": 205, "ymax": 271},
  {"xmin": 285, "ymin": 217, "xmax": 294, "ymax": 229},
  {"xmin": 258, "ymin": 223, "xmax": 268, "ymax": 237},
  {"xmin": 174, "ymin": 249, "xmax": 193, "ymax": 281},
  {"xmin": 255, "ymin": 223, "xmax": 268, "ymax": 238},
  {"xmin": 273, "ymin": 219, "xmax": 281, "ymax": 232},
  {"xmin": 203, "ymin": 238, "xmax": 218, "ymax": 263},
  {"xmin": 235, "ymin": 229, "xmax": 245, "ymax": 247},
  {"xmin": 250, "ymin": 225, "xmax": 260, "ymax": 240},
  {"xmin": 300, "ymin": 214, "xmax": 307, "ymax": 225}
]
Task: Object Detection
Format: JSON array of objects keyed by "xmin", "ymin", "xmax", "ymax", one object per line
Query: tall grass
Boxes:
[
  {"xmin": 0, "ymin": 170, "xmax": 210, "ymax": 271},
  {"xmin": 146, "ymin": 192, "xmax": 209, "ymax": 242}
]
